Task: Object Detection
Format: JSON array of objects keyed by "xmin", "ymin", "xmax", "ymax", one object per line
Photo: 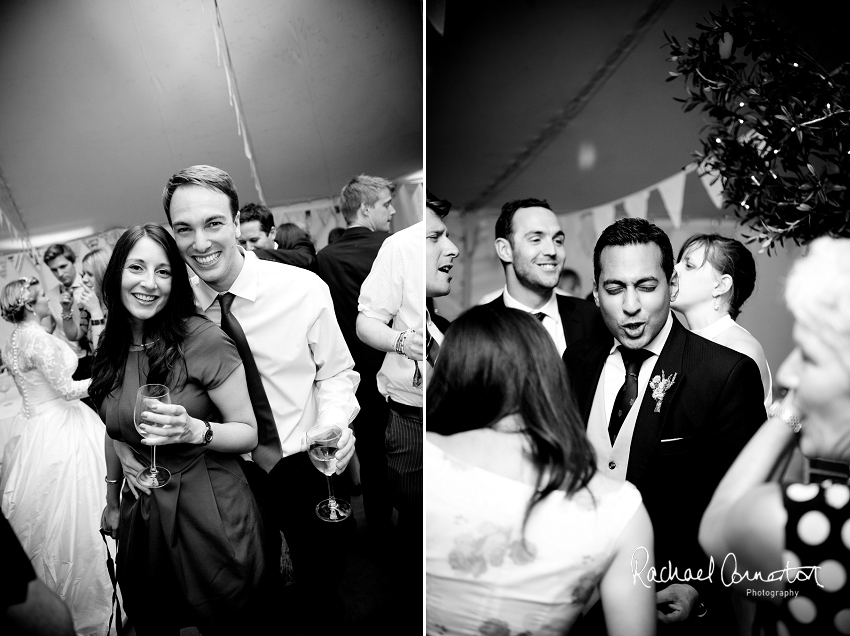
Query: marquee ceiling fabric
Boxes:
[
  {"xmin": 0, "ymin": 0, "xmax": 422, "ymax": 252},
  {"xmin": 426, "ymin": 0, "xmax": 840, "ymax": 222}
]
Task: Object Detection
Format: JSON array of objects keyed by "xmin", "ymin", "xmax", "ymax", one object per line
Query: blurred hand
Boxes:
[
  {"xmin": 138, "ymin": 400, "xmax": 202, "ymax": 446},
  {"xmin": 333, "ymin": 427, "xmax": 356, "ymax": 474},
  {"xmin": 656, "ymin": 584, "xmax": 700, "ymax": 623},
  {"xmin": 112, "ymin": 439, "xmax": 150, "ymax": 497},
  {"xmin": 404, "ymin": 328, "xmax": 425, "ymax": 361},
  {"xmin": 59, "ymin": 290, "xmax": 74, "ymax": 311},
  {"xmin": 100, "ymin": 504, "xmax": 120, "ymax": 540},
  {"xmin": 78, "ymin": 287, "xmax": 101, "ymax": 315}
]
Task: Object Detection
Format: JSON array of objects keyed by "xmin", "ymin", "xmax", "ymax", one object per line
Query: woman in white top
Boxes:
[
  {"xmin": 672, "ymin": 233, "xmax": 772, "ymax": 405},
  {"xmin": 426, "ymin": 306, "xmax": 655, "ymax": 636}
]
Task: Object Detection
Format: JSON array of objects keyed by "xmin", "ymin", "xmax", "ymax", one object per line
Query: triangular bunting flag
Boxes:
[
  {"xmin": 699, "ymin": 169, "xmax": 725, "ymax": 209},
  {"xmin": 591, "ymin": 204, "xmax": 616, "ymax": 237},
  {"xmin": 623, "ymin": 190, "xmax": 650, "ymax": 219},
  {"xmin": 657, "ymin": 170, "xmax": 687, "ymax": 228}
]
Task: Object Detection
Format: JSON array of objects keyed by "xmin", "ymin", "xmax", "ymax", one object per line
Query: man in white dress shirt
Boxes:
[
  {"xmin": 483, "ymin": 198, "xmax": 600, "ymax": 355},
  {"xmin": 356, "ymin": 219, "xmax": 424, "ymax": 627},
  {"xmin": 115, "ymin": 165, "xmax": 360, "ymax": 626}
]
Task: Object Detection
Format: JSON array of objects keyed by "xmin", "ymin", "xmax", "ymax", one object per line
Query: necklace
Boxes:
[{"xmin": 130, "ymin": 340, "xmax": 158, "ymax": 349}]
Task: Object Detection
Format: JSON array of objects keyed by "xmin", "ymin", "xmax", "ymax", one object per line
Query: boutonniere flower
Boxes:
[{"xmin": 649, "ymin": 371, "xmax": 678, "ymax": 413}]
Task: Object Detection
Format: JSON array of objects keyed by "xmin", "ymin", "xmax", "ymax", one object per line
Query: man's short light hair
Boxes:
[{"xmin": 339, "ymin": 175, "xmax": 396, "ymax": 224}]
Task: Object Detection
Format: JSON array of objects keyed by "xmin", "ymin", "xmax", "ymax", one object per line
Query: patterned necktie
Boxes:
[
  {"xmin": 608, "ymin": 348, "xmax": 652, "ymax": 445},
  {"xmin": 426, "ymin": 328, "xmax": 440, "ymax": 367},
  {"xmin": 218, "ymin": 293, "xmax": 282, "ymax": 472}
]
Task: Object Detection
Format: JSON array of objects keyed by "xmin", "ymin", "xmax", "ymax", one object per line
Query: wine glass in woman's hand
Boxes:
[
  {"xmin": 134, "ymin": 384, "xmax": 172, "ymax": 489},
  {"xmin": 306, "ymin": 424, "xmax": 352, "ymax": 522}
]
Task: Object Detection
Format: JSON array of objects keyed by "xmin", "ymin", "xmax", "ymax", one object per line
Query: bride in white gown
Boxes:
[{"xmin": 1, "ymin": 277, "xmax": 111, "ymax": 636}]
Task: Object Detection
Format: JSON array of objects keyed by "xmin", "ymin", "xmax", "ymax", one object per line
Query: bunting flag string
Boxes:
[
  {"xmin": 208, "ymin": 0, "xmax": 266, "ymax": 205},
  {"xmin": 576, "ymin": 162, "xmax": 728, "ymax": 234}
]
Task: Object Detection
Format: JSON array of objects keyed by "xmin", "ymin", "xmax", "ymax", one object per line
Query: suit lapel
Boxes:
[
  {"xmin": 570, "ymin": 338, "xmax": 610, "ymax": 423},
  {"xmin": 556, "ymin": 295, "xmax": 583, "ymax": 346},
  {"xmin": 626, "ymin": 315, "xmax": 687, "ymax": 483}
]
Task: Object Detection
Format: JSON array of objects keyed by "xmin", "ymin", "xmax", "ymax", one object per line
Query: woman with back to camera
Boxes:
[
  {"xmin": 699, "ymin": 237, "xmax": 850, "ymax": 635},
  {"xmin": 1, "ymin": 276, "xmax": 111, "ymax": 635},
  {"xmin": 426, "ymin": 306, "xmax": 655, "ymax": 636},
  {"xmin": 94, "ymin": 224, "xmax": 268, "ymax": 635},
  {"xmin": 671, "ymin": 233, "xmax": 772, "ymax": 405},
  {"xmin": 63, "ymin": 247, "xmax": 112, "ymax": 352}
]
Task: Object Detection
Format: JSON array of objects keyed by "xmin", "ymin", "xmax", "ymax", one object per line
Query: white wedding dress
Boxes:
[{"xmin": 1, "ymin": 321, "xmax": 111, "ymax": 636}]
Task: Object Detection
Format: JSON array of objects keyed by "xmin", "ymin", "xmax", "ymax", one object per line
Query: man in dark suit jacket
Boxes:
[
  {"xmin": 484, "ymin": 198, "xmax": 601, "ymax": 352},
  {"xmin": 564, "ymin": 218, "xmax": 765, "ymax": 634},
  {"xmin": 238, "ymin": 202, "xmax": 318, "ymax": 272},
  {"xmin": 316, "ymin": 174, "xmax": 395, "ymax": 535}
]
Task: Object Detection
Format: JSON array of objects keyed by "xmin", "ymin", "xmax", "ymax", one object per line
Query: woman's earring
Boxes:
[{"xmin": 713, "ymin": 299, "xmax": 719, "ymax": 311}]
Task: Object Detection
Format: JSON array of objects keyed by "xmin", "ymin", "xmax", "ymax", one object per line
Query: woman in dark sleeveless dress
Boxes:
[{"xmin": 96, "ymin": 224, "xmax": 267, "ymax": 636}]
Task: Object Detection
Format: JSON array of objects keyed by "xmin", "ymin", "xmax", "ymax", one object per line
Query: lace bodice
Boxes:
[{"xmin": 2, "ymin": 322, "xmax": 89, "ymax": 417}]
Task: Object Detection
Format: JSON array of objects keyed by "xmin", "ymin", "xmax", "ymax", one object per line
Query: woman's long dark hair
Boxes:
[
  {"xmin": 427, "ymin": 306, "xmax": 597, "ymax": 531},
  {"xmin": 89, "ymin": 224, "xmax": 199, "ymax": 407}
]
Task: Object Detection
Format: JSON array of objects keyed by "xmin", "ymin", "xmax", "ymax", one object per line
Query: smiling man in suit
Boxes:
[
  {"xmin": 484, "ymin": 198, "xmax": 600, "ymax": 354},
  {"xmin": 564, "ymin": 218, "xmax": 765, "ymax": 634}
]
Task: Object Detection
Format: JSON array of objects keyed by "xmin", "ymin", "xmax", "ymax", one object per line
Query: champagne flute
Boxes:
[
  {"xmin": 306, "ymin": 424, "xmax": 351, "ymax": 522},
  {"xmin": 134, "ymin": 384, "xmax": 171, "ymax": 489}
]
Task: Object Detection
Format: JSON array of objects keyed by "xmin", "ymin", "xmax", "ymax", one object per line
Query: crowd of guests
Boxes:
[
  {"xmin": 2, "ymin": 172, "xmax": 848, "ymax": 636},
  {"xmin": 0, "ymin": 166, "xmax": 424, "ymax": 635},
  {"xmin": 426, "ymin": 195, "xmax": 849, "ymax": 636}
]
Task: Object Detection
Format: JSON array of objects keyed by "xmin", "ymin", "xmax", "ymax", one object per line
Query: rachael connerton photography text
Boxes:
[{"xmin": 630, "ymin": 547, "xmax": 824, "ymax": 589}]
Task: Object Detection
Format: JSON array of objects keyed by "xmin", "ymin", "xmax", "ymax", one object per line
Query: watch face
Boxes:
[{"xmin": 204, "ymin": 425, "xmax": 213, "ymax": 444}]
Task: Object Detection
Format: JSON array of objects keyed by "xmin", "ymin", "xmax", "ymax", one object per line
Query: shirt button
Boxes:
[{"xmin": 608, "ymin": 461, "xmax": 617, "ymax": 470}]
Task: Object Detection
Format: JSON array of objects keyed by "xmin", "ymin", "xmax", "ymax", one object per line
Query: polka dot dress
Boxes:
[{"xmin": 776, "ymin": 481, "xmax": 850, "ymax": 635}]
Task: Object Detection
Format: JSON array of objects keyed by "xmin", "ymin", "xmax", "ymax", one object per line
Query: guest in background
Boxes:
[
  {"xmin": 1, "ymin": 276, "xmax": 112, "ymax": 635},
  {"xmin": 275, "ymin": 222, "xmax": 312, "ymax": 250},
  {"xmin": 699, "ymin": 236, "xmax": 850, "ymax": 636},
  {"xmin": 238, "ymin": 202, "xmax": 318, "ymax": 272},
  {"xmin": 42, "ymin": 244, "xmax": 92, "ymax": 381},
  {"xmin": 672, "ymin": 234, "xmax": 772, "ymax": 405},
  {"xmin": 327, "ymin": 226, "xmax": 345, "ymax": 244},
  {"xmin": 484, "ymin": 198, "xmax": 600, "ymax": 355},
  {"xmin": 424, "ymin": 190, "xmax": 458, "ymax": 375},
  {"xmin": 95, "ymin": 224, "xmax": 267, "ymax": 635},
  {"xmin": 63, "ymin": 247, "xmax": 112, "ymax": 353},
  {"xmin": 427, "ymin": 306, "xmax": 655, "ymax": 636},
  {"xmin": 357, "ymin": 217, "xmax": 423, "ymax": 624},
  {"xmin": 558, "ymin": 267, "xmax": 582, "ymax": 297},
  {"xmin": 317, "ymin": 174, "xmax": 395, "ymax": 538}
]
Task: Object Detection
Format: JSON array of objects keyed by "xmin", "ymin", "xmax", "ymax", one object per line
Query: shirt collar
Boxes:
[
  {"xmin": 502, "ymin": 286, "xmax": 560, "ymax": 320},
  {"xmin": 608, "ymin": 311, "xmax": 674, "ymax": 357},
  {"xmin": 191, "ymin": 246, "xmax": 256, "ymax": 311}
]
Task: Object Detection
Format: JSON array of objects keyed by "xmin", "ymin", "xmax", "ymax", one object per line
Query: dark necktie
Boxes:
[
  {"xmin": 608, "ymin": 348, "xmax": 652, "ymax": 446},
  {"xmin": 218, "ymin": 292, "xmax": 282, "ymax": 472},
  {"xmin": 426, "ymin": 328, "xmax": 440, "ymax": 367},
  {"xmin": 534, "ymin": 312, "xmax": 546, "ymax": 322}
]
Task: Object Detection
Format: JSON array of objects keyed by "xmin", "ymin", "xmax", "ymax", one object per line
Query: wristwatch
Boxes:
[{"xmin": 201, "ymin": 420, "xmax": 213, "ymax": 446}]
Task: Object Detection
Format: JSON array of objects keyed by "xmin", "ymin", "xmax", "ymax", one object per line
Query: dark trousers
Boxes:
[
  {"xmin": 352, "ymin": 388, "xmax": 392, "ymax": 534},
  {"xmin": 385, "ymin": 400, "xmax": 423, "ymax": 624},
  {"xmin": 268, "ymin": 450, "xmax": 354, "ymax": 624}
]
